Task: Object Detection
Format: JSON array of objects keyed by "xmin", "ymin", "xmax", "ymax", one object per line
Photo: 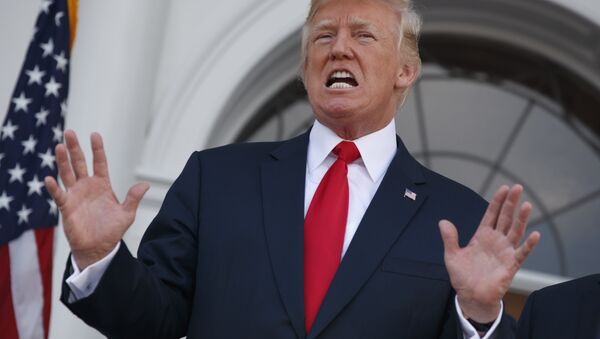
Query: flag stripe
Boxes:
[
  {"xmin": 34, "ymin": 227, "xmax": 54, "ymax": 337},
  {"xmin": 0, "ymin": 245, "xmax": 20, "ymax": 339},
  {"xmin": 9, "ymin": 229, "xmax": 45, "ymax": 339}
]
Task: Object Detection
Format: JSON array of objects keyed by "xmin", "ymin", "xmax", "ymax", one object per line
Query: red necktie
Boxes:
[{"xmin": 304, "ymin": 141, "xmax": 361, "ymax": 331}]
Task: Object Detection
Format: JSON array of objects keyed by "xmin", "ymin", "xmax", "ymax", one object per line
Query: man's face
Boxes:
[{"xmin": 304, "ymin": 0, "xmax": 412, "ymax": 138}]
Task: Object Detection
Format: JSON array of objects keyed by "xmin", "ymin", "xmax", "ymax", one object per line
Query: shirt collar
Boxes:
[{"xmin": 307, "ymin": 119, "xmax": 397, "ymax": 183}]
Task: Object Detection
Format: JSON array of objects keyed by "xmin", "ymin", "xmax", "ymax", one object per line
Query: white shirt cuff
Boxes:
[
  {"xmin": 455, "ymin": 296, "xmax": 503, "ymax": 339},
  {"xmin": 65, "ymin": 243, "xmax": 121, "ymax": 302}
]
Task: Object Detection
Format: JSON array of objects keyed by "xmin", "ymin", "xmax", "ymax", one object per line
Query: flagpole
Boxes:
[{"xmin": 67, "ymin": 0, "xmax": 78, "ymax": 51}]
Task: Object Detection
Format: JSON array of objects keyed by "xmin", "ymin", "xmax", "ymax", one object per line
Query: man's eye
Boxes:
[
  {"xmin": 357, "ymin": 32, "xmax": 375, "ymax": 40},
  {"xmin": 315, "ymin": 34, "xmax": 333, "ymax": 42}
]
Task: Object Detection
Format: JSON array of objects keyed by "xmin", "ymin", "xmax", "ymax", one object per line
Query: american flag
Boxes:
[
  {"xmin": 404, "ymin": 188, "xmax": 417, "ymax": 201},
  {"xmin": 0, "ymin": 0, "xmax": 74, "ymax": 338}
]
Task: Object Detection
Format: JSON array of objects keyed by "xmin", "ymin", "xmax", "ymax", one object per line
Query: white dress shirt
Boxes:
[
  {"xmin": 305, "ymin": 119, "xmax": 397, "ymax": 257},
  {"xmin": 67, "ymin": 119, "xmax": 501, "ymax": 338}
]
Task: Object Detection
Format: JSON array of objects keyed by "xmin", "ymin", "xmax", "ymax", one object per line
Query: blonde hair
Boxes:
[{"xmin": 300, "ymin": 0, "xmax": 422, "ymax": 80}]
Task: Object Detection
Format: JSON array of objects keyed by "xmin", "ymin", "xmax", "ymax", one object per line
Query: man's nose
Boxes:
[{"xmin": 330, "ymin": 34, "xmax": 354, "ymax": 60}]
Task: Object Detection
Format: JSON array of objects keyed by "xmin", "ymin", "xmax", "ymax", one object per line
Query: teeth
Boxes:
[
  {"xmin": 330, "ymin": 82, "xmax": 354, "ymax": 89},
  {"xmin": 326, "ymin": 70, "xmax": 357, "ymax": 88},
  {"xmin": 330, "ymin": 71, "xmax": 354, "ymax": 79}
]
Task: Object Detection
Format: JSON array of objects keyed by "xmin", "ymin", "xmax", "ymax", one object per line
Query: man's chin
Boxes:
[
  {"xmin": 319, "ymin": 95, "xmax": 363, "ymax": 113},
  {"xmin": 320, "ymin": 104, "xmax": 359, "ymax": 119}
]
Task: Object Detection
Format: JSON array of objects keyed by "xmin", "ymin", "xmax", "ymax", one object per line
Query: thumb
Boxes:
[
  {"xmin": 439, "ymin": 219, "xmax": 460, "ymax": 256},
  {"xmin": 122, "ymin": 182, "xmax": 150, "ymax": 214}
]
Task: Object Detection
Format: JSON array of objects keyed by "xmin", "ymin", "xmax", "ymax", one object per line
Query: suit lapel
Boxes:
[
  {"xmin": 308, "ymin": 137, "xmax": 428, "ymax": 339},
  {"xmin": 576, "ymin": 276, "xmax": 600, "ymax": 339},
  {"xmin": 261, "ymin": 132, "xmax": 309, "ymax": 339}
]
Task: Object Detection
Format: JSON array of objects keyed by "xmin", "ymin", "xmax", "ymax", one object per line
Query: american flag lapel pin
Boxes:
[{"xmin": 404, "ymin": 188, "xmax": 417, "ymax": 201}]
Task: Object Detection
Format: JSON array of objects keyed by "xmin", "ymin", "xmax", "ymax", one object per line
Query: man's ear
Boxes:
[{"xmin": 394, "ymin": 61, "xmax": 421, "ymax": 90}]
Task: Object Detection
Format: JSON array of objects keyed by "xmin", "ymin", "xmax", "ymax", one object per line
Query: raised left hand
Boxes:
[{"xmin": 439, "ymin": 184, "xmax": 540, "ymax": 323}]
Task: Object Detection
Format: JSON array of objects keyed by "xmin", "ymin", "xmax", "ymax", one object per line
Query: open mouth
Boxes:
[{"xmin": 326, "ymin": 70, "xmax": 359, "ymax": 89}]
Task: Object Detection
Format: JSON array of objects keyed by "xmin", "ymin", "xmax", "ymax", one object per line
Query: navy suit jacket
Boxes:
[
  {"xmin": 61, "ymin": 131, "xmax": 515, "ymax": 338},
  {"xmin": 517, "ymin": 274, "xmax": 600, "ymax": 339}
]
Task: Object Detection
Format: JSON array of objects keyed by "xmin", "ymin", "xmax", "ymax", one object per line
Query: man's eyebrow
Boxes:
[
  {"xmin": 312, "ymin": 19, "xmax": 336, "ymax": 31},
  {"xmin": 312, "ymin": 17, "xmax": 379, "ymax": 32},
  {"xmin": 348, "ymin": 17, "xmax": 376, "ymax": 30}
]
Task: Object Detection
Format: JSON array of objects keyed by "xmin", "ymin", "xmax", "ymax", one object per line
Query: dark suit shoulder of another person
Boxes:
[{"xmin": 517, "ymin": 274, "xmax": 600, "ymax": 339}]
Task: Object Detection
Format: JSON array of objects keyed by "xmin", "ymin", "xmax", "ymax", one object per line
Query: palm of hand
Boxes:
[
  {"xmin": 445, "ymin": 227, "xmax": 519, "ymax": 306},
  {"xmin": 439, "ymin": 185, "xmax": 540, "ymax": 321},
  {"xmin": 60, "ymin": 176, "xmax": 132, "ymax": 255},
  {"xmin": 45, "ymin": 131, "xmax": 149, "ymax": 269}
]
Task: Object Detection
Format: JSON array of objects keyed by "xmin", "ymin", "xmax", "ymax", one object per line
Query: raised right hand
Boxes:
[{"xmin": 44, "ymin": 130, "xmax": 149, "ymax": 270}]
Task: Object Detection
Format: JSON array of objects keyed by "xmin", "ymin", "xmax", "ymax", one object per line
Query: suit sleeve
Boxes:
[
  {"xmin": 443, "ymin": 303, "xmax": 515, "ymax": 339},
  {"xmin": 432, "ymin": 285, "xmax": 515, "ymax": 339},
  {"xmin": 490, "ymin": 312, "xmax": 517, "ymax": 339},
  {"xmin": 60, "ymin": 152, "xmax": 202, "ymax": 339}
]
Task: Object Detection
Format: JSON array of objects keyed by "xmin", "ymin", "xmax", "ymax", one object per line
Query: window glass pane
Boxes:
[{"xmin": 420, "ymin": 79, "xmax": 528, "ymax": 161}]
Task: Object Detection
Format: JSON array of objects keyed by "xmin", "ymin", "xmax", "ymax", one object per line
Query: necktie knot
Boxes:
[{"xmin": 333, "ymin": 141, "xmax": 360, "ymax": 164}]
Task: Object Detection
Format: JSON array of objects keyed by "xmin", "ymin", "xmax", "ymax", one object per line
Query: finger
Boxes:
[
  {"xmin": 91, "ymin": 132, "xmax": 110, "ymax": 179},
  {"xmin": 122, "ymin": 182, "xmax": 150, "ymax": 214},
  {"xmin": 480, "ymin": 185, "xmax": 510, "ymax": 228},
  {"xmin": 55, "ymin": 143, "xmax": 76, "ymax": 188},
  {"xmin": 64, "ymin": 130, "xmax": 89, "ymax": 180},
  {"xmin": 44, "ymin": 176, "xmax": 67, "ymax": 207},
  {"xmin": 515, "ymin": 231, "xmax": 540, "ymax": 264},
  {"xmin": 439, "ymin": 220, "xmax": 460, "ymax": 256},
  {"xmin": 507, "ymin": 202, "xmax": 532, "ymax": 247},
  {"xmin": 497, "ymin": 185, "xmax": 523, "ymax": 234}
]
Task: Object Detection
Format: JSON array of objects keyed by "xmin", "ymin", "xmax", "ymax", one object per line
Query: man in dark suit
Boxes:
[
  {"xmin": 45, "ymin": 0, "xmax": 540, "ymax": 338},
  {"xmin": 517, "ymin": 274, "xmax": 600, "ymax": 339}
]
